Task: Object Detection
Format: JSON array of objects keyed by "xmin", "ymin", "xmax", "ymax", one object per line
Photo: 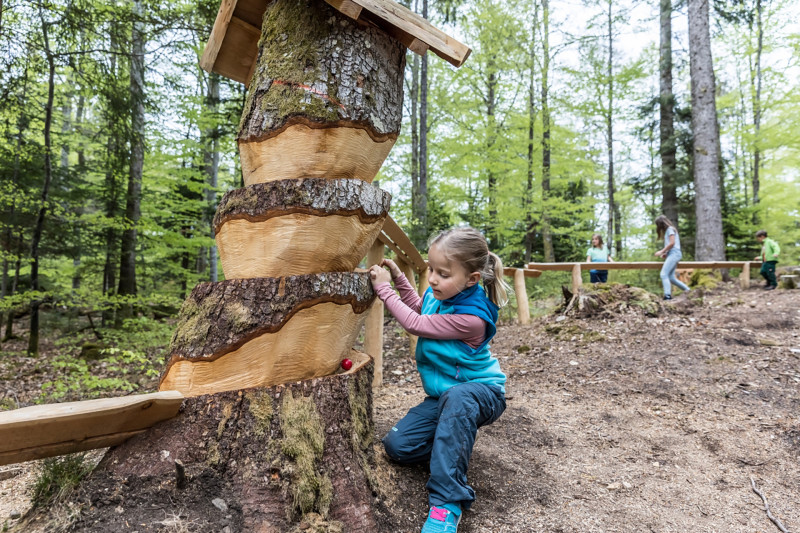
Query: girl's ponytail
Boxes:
[{"xmin": 485, "ymin": 252, "xmax": 510, "ymax": 308}]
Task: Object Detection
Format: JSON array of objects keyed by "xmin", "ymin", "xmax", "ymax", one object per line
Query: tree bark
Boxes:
[
  {"xmin": 69, "ymin": 357, "xmax": 381, "ymax": 532},
  {"xmin": 605, "ymin": 0, "xmax": 621, "ymax": 258},
  {"xmin": 540, "ymin": 0, "xmax": 554, "ymax": 262},
  {"xmin": 418, "ymin": 0, "xmax": 430, "ymax": 247},
  {"xmin": 410, "ymin": 38, "xmax": 422, "ymax": 249},
  {"xmin": 237, "ymin": 0, "xmax": 405, "ymax": 185},
  {"xmin": 659, "ymin": 0, "xmax": 678, "ymax": 225},
  {"xmin": 160, "ymin": 273, "xmax": 375, "ymax": 397},
  {"xmin": 116, "ymin": 0, "xmax": 146, "ymax": 324},
  {"xmin": 28, "ymin": 9, "xmax": 57, "ymax": 356},
  {"xmin": 688, "ymin": 0, "xmax": 725, "ymax": 261},
  {"xmin": 524, "ymin": 3, "xmax": 538, "ymax": 264},
  {"xmin": 750, "ymin": 0, "xmax": 763, "ymax": 210},
  {"xmin": 203, "ymin": 72, "xmax": 221, "ymax": 283},
  {"xmin": 213, "ymin": 179, "xmax": 391, "ymax": 278}
]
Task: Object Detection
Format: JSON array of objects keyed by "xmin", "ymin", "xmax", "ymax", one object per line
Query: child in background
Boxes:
[
  {"xmin": 586, "ymin": 233, "xmax": 613, "ymax": 283},
  {"xmin": 755, "ymin": 229, "xmax": 780, "ymax": 290},
  {"xmin": 654, "ymin": 215, "xmax": 690, "ymax": 300},
  {"xmin": 368, "ymin": 227, "xmax": 508, "ymax": 533}
]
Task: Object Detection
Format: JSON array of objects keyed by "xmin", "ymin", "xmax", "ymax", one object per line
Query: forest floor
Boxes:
[{"xmin": 1, "ymin": 280, "xmax": 799, "ymax": 532}]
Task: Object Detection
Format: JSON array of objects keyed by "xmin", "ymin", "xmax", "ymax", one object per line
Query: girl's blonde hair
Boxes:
[{"xmin": 428, "ymin": 227, "xmax": 510, "ymax": 307}]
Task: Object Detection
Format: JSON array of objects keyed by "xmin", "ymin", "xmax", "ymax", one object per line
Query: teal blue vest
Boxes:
[{"xmin": 415, "ymin": 285, "xmax": 506, "ymax": 398}]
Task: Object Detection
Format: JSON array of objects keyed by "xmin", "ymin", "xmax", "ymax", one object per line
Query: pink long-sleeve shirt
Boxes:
[{"xmin": 374, "ymin": 273, "xmax": 487, "ymax": 349}]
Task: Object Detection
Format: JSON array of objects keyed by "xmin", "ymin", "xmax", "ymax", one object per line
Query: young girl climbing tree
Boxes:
[{"xmin": 369, "ymin": 227, "xmax": 508, "ymax": 533}]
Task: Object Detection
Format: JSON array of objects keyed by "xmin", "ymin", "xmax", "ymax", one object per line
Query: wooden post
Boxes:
[
  {"xmin": 571, "ymin": 263, "xmax": 582, "ymax": 294},
  {"xmin": 396, "ymin": 258, "xmax": 419, "ymax": 355},
  {"xmin": 513, "ymin": 268, "xmax": 530, "ymax": 325},
  {"xmin": 365, "ymin": 240, "xmax": 385, "ymax": 387},
  {"xmin": 740, "ymin": 261, "xmax": 751, "ymax": 290},
  {"xmin": 418, "ymin": 266, "xmax": 430, "ymax": 297}
]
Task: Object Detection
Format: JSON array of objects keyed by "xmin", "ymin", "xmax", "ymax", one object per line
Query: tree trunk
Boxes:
[
  {"xmin": 540, "ymin": 0, "xmax": 554, "ymax": 262},
  {"xmin": 751, "ymin": 0, "xmax": 763, "ymax": 210},
  {"xmin": 28, "ymin": 10, "xmax": 57, "ymax": 356},
  {"xmin": 117, "ymin": 0, "xmax": 146, "ymax": 324},
  {"xmin": 160, "ymin": 273, "xmax": 375, "ymax": 398},
  {"xmin": 203, "ymin": 72, "xmax": 221, "ymax": 283},
  {"xmin": 2, "ymin": 233, "xmax": 22, "ymax": 341},
  {"xmin": 486, "ymin": 69, "xmax": 498, "ymax": 247},
  {"xmin": 606, "ymin": 0, "xmax": 621, "ymax": 257},
  {"xmin": 524, "ymin": 3, "xmax": 538, "ymax": 264},
  {"xmin": 659, "ymin": 0, "xmax": 678, "ymax": 224},
  {"xmin": 237, "ymin": 0, "xmax": 405, "ymax": 185},
  {"xmin": 418, "ymin": 0, "xmax": 429, "ymax": 247},
  {"xmin": 214, "ymin": 179, "xmax": 390, "ymax": 279},
  {"xmin": 69, "ymin": 357, "xmax": 381, "ymax": 532},
  {"xmin": 688, "ymin": 0, "xmax": 725, "ymax": 261}
]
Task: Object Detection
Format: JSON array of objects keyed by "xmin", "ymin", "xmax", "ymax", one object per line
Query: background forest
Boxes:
[{"xmin": 0, "ymin": 0, "xmax": 798, "ymax": 387}]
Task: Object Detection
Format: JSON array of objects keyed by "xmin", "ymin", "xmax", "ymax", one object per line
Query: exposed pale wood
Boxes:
[
  {"xmin": 380, "ymin": 215, "xmax": 427, "ymax": 273},
  {"xmin": 418, "ymin": 268, "xmax": 429, "ymax": 297},
  {"xmin": 365, "ymin": 240, "xmax": 385, "ymax": 388},
  {"xmin": 199, "ymin": 0, "xmax": 237, "ymax": 73},
  {"xmin": 740, "ymin": 261, "xmax": 750, "ymax": 289},
  {"xmin": 503, "ymin": 267, "xmax": 542, "ymax": 278},
  {"xmin": 327, "ymin": 0, "xmax": 363, "ymax": 18},
  {"xmin": 239, "ymin": 125, "xmax": 397, "ymax": 184},
  {"xmin": 528, "ymin": 261, "xmax": 762, "ymax": 272},
  {"xmin": 334, "ymin": 0, "xmax": 471, "ymax": 67},
  {"xmin": 0, "ymin": 391, "xmax": 183, "ymax": 466},
  {"xmin": 213, "ymin": 179, "xmax": 390, "ymax": 278},
  {"xmin": 161, "ymin": 303, "xmax": 367, "ymax": 397},
  {"xmin": 396, "ymin": 258, "xmax": 418, "ymax": 354},
  {"xmin": 161, "ymin": 273, "xmax": 374, "ymax": 397},
  {"xmin": 571, "ymin": 263, "xmax": 583, "ymax": 294},
  {"xmin": 513, "ymin": 268, "xmax": 530, "ymax": 325},
  {"xmin": 219, "ymin": 216, "xmax": 385, "ymax": 279}
]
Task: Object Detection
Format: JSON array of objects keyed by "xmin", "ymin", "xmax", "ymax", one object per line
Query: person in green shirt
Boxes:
[
  {"xmin": 754, "ymin": 229, "xmax": 780, "ymax": 290},
  {"xmin": 586, "ymin": 234, "xmax": 613, "ymax": 283}
]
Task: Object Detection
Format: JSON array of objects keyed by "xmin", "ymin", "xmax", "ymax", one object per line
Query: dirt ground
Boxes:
[{"xmin": 1, "ymin": 281, "xmax": 799, "ymax": 532}]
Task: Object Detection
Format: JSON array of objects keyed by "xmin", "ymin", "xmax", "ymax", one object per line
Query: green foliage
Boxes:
[{"xmin": 31, "ymin": 453, "xmax": 92, "ymax": 508}]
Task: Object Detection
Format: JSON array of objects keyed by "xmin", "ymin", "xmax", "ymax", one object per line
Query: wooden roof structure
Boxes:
[{"xmin": 200, "ymin": 0, "xmax": 472, "ymax": 84}]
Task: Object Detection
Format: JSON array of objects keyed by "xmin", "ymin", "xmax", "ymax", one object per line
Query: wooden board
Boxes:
[
  {"xmin": 503, "ymin": 267, "xmax": 542, "ymax": 278},
  {"xmin": 0, "ymin": 391, "xmax": 183, "ymax": 466},
  {"xmin": 527, "ymin": 261, "xmax": 762, "ymax": 272},
  {"xmin": 200, "ymin": 0, "xmax": 470, "ymax": 85},
  {"xmin": 378, "ymin": 215, "xmax": 428, "ymax": 273}
]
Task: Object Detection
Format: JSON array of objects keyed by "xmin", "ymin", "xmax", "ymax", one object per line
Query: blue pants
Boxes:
[
  {"xmin": 382, "ymin": 382, "xmax": 506, "ymax": 511},
  {"xmin": 590, "ymin": 270, "xmax": 608, "ymax": 283},
  {"xmin": 661, "ymin": 250, "xmax": 690, "ymax": 296}
]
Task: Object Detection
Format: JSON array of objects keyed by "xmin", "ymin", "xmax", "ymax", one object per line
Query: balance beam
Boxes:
[{"xmin": 0, "ymin": 391, "xmax": 184, "ymax": 466}]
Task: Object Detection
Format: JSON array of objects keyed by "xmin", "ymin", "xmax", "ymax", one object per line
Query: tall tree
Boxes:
[
  {"xmin": 117, "ymin": 0, "xmax": 146, "ymax": 323},
  {"xmin": 688, "ymin": 0, "xmax": 725, "ymax": 260},
  {"xmin": 417, "ymin": 0, "xmax": 430, "ymax": 249},
  {"xmin": 659, "ymin": 0, "xmax": 678, "ymax": 224},
  {"xmin": 28, "ymin": 6, "xmax": 57, "ymax": 355},
  {"xmin": 524, "ymin": 0, "xmax": 538, "ymax": 263},
  {"xmin": 604, "ymin": 0, "xmax": 622, "ymax": 257},
  {"xmin": 540, "ymin": 0, "xmax": 554, "ymax": 262}
]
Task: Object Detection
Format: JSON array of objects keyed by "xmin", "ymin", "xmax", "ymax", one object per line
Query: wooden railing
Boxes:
[
  {"xmin": 365, "ymin": 217, "xmax": 541, "ymax": 385},
  {"xmin": 527, "ymin": 260, "xmax": 762, "ymax": 295}
]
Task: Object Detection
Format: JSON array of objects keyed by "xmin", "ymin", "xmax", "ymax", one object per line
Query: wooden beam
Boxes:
[
  {"xmin": 528, "ymin": 261, "xmax": 762, "ymax": 272},
  {"xmin": 0, "ymin": 391, "xmax": 184, "ymax": 466},
  {"xmin": 326, "ymin": 0, "xmax": 363, "ymax": 19},
  {"xmin": 380, "ymin": 215, "xmax": 427, "ymax": 274},
  {"xmin": 418, "ymin": 268, "xmax": 429, "ymax": 297},
  {"xmin": 365, "ymin": 240, "xmax": 385, "ymax": 388},
  {"xmin": 199, "ymin": 0, "xmax": 238, "ymax": 73},
  {"xmin": 571, "ymin": 263, "xmax": 582, "ymax": 294},
  {"xmin": 503, "ymin": 267, "xmax": 542, "ymax": 278},
  {"xmin": 740, "ymin": 261, "xmax": 750, "ymax": 289},
  {"xmin": 326, "ymin": 0, "xmax": 470, "ymax": 67},
  {"xmin": 513, "ymin": 268, "xmax": 530, "ymax": 325}
]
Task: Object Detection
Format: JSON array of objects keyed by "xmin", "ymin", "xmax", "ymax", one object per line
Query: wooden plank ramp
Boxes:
[
  {"xmin": 0, "ymin": 391, "xmax": 184, "ymax": 466},
  {"xmin": 201, "ymin": 0, "xmax": 471, "ymax": 84}
]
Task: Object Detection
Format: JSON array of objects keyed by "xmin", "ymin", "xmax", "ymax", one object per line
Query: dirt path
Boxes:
[
  {"xmin": 373, "ymin": 284, "xmax": 800, "ymax": 532},
  {"xmin": 1, "ymin": 284, "xmax": 798, "ymax": 532}
]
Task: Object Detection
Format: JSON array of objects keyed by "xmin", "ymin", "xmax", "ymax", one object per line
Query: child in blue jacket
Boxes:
[{"xmin": 369, "ymin": 227, "xmax": 508, "ymax": 533}]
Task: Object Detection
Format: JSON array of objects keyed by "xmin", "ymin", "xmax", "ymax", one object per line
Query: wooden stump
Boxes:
[
  {"xmin": 160, "ymin": 273, "xmax": 375, "ymax": 397},
  {"xmin": 780, "ymin": 275, "xmax": 798, "ymax": 289},
  {"xmin": 214, "ymin": 178, "xmax": 391, "ymax": 278},
  {"xmin": 68, "ymin": 353, "xmax": 380, "ymax": 533},
  {"xmin": 237, "ymin": 0, "xmax": 405, "ymax": 184}
]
